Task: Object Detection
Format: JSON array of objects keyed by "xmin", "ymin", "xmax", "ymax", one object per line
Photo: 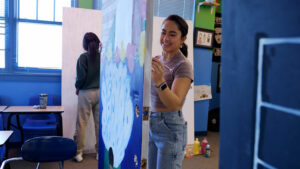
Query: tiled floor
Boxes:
[{"xmin": 5, "ymin": 131, "xmax": 219, "ymax": 169}]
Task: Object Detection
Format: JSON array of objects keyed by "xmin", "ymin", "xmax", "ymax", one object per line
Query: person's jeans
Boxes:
[{"xmin": 148, "ymin": 110, "xmax": 187, "ymax": 169}]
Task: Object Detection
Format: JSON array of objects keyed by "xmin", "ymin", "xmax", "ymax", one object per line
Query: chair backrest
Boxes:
[{"xmin": 21, "ymin": 136, "xmax": 76, "ymax": 162}]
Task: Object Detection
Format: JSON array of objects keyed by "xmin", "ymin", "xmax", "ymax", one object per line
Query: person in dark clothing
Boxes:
[{"xmin": 74, "ymin": 32, "xmax": 101, "ymax": 162}]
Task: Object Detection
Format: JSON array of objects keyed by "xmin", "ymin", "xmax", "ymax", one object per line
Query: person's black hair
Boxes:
[
  {"xmin": 164, "ymin": 15, "xmax": 189, "ymax": 57},
  {"xmin": 83, "ymin": 32, "xmax": 100, "ymax": 51}
]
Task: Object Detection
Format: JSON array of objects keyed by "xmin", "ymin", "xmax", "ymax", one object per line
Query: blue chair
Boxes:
[
  {"xmin": 0, "ymin": 136, "xmax": 76, "ymax": 169},
  {"xmin": 22, "ymin": 95, "xmax": 57, "ymax": 142}
]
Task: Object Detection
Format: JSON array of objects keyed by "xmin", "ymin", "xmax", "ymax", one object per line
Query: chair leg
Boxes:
[
  {"xmin": 59, "ymin": 161, "xmax": 64, "ymax": 169},
  {"xmin": 35, "ymin": 162, "xmax": 40, "ymax": 169},
  {"xmin": 0, "ymin": 157, "xmax": 23, "ymax": 169}
]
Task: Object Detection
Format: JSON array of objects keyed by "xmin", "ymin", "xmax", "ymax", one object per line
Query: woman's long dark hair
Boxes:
[
  {"xmin": 82, "ymin": 32, "xmax": 100, "ymax": 52},
  {"xmin": 164, "ymin": 15, "xmax": 189, "ymax": 57}
]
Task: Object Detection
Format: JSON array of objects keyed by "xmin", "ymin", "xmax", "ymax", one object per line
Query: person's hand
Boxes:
[
  {"xmin": 76, "ymin": 89, "xmax": 79, "ymax": 95},
  {"xmin": 151, "ymin": 56, "xmax": 165, "ymax": 87}
]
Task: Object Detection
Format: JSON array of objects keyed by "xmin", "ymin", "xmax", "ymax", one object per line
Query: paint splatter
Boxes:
[
  {"xmin": 127, "ymin": 43, "xmax": 135, "ymax": 73},
  {"xmin": 139, "ymin": 31, "xmax": 145, "ymax": 66},
  {"xmin": 120, "ymin": 41, "xmax": 126, "ymax": 62},
  {"xmin": 107, "ymin": 42, "xmax": 113, "ymax": 61},
  {"xmin": 115, "ymin": 46, "xmax": 120, "ymax": 63}
]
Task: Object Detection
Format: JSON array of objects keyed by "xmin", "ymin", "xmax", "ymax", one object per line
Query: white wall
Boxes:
[
  {"xmin": 62, "ymin": 7, "xmax": 102, "ymax": 153},
  {"xmin": 152, "ymin": 17, "xmax": 195, "ymax": 144}
]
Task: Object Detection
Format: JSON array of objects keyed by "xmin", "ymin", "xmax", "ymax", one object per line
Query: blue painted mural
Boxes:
[{"xmin": 99, "ymin": 0, "xmax": 148, "ymax": 168}]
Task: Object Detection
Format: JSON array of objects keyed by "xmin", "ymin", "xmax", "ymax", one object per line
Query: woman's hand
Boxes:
[{"xmin": 151, "ymin": 56, "xmax": 165, "ymax": 86}]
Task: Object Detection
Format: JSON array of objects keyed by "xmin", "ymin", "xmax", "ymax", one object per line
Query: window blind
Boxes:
[{"xmin": 154, "ymin": 0, "xmax": 194, "ymax": 20}]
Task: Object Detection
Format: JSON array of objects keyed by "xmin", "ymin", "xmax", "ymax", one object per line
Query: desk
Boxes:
[
  {"xmin": 0, "ymin": 130, "xmax": 13, "ymax": 166},
  {"xmin": 0, "ymin": 131, "xmax": 13, "ymax": 146},
  {"xmin": 0, "ymin": 106, "xmax": 7, "ymax": 112},
  {"xmin": 2, "ymin": 106, "xmax": 64, "ymax": 143}
]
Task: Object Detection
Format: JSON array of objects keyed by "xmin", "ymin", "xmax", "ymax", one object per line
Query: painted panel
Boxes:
[
  {"xmin": 62, "ymin": 7, "xmax": 102, "ymax": 153},
  {"xmin": 99, "ymin": 0, "xmax": 152, "ymax": 168}
]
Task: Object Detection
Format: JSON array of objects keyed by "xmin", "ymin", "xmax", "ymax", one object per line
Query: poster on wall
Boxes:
[
  {"xmin": 99, "ymin": 0, "xmax": 153, "ymax": 169},
  {"xmin": 194, "ymin": 28, "xmax": 214, "ymax": 49},
  {"xmin": 194, "ymin": 85, "xmax": 212, "ymax": 101},
  {"xmin": 213, "ymin": 13, "xmax": 222, "ymax": 62}
]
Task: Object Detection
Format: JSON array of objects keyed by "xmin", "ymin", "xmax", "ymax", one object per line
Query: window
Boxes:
[
  {"xmin": 17, "ymin": 23, "xmax": 62, "ymax": 69},
  {"xmin": 0, "ymin": 0, "xmax": 73, "ymax": 73},
  {"xmin": 0, "ymin": 0, "xmax": 6, "ymax": 68},
  {"xmin": 0, "ymin": 19, "xmax": 5, "ymax": 69},
  {"xmin": 17, "ymin": 0, "xmax": 71, "ymax": 69}
]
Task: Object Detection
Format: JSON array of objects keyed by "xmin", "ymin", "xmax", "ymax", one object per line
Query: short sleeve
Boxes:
[{"xmin": 174, "ymin": 60, "xmax": 194, "ymax": 83}]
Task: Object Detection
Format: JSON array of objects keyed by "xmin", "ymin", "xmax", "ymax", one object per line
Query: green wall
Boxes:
[
  {"xmin": 78, "ymin": 0, "xmax": 93, "ymax": 9},
  {"xmin": 194, "ymin": 0, "xmax": 216, "ymax": 30},
  {"xmin": 216, "ymin": 0, "xmax": 222, "ymax": 13}
]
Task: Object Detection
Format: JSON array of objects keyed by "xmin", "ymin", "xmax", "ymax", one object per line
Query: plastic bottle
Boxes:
[
  {"xmin": 205, "ymin": 144, "xmax": 211, "ymax": 158},
  {"xmin": 201, "ymin": 137, "xmax": 208, "ymax": 154},
  {"xmin": 185, "ymin": 146, "xmax": 193, "ymax": 158},
  {"xmin": 193, "ymin": 138, "xmax": 200, "ymax": 155}
]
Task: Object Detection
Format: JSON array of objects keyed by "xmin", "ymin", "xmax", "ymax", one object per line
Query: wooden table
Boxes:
[
  {"xmin": 2, "ymin": 106, "xmax": 64, "ymax": 143},
  {"xmin": 0, "ymin": 131, "xmax": 13, "ymax": 146},
  {"xmin": 0, "ymin": 106, "xmax": 7, "ymax": 112}
]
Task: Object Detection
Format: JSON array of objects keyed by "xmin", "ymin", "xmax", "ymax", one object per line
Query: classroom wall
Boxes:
[
  {"xmin": 78, "ymin": 0, "xmax": 93, "ymax": 9},
  {"xmin": 209, "ymin": 62, "xmax": 220, "ymax": 110},
  {"xmin": 193, "ymin": 0, "xmax": 216, "ymax": 134},
  {"xmin": 62, "ymin": 7, "xmax": 102, "ymax": 153},
  {"xmin": 0, "ymin": 75, "xmax": 61, "ymax": 141}
]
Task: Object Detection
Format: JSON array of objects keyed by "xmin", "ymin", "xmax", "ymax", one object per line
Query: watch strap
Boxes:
[{"xmin": 156, "ymin": 81, "xmax": 167, "ymax": 91}]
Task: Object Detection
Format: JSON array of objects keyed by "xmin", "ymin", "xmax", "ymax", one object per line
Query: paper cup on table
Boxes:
[{"xmin": 39, "ymin": 93, "xmax": 48, "ymax": 109}]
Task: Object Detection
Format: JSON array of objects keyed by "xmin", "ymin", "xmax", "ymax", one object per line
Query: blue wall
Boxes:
[
  {"xmin": 220, "ymin": 0, "xmax": 300, "ymax": 168},
  {"xmin": 209, "ymin": 62, "xmax": 220, "ymax": 110},
  {"xmin": 0, "ymin": 75, "xmax": 61, "ymax": 106},
  {"xmin": 193, "ymin": 48, "xmax": 212, "ymax": 134}
]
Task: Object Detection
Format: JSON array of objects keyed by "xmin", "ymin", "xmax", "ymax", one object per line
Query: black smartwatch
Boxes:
[{"xmin": 157, "ymin": 81, "xmax": 167, "ymax": 91}]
